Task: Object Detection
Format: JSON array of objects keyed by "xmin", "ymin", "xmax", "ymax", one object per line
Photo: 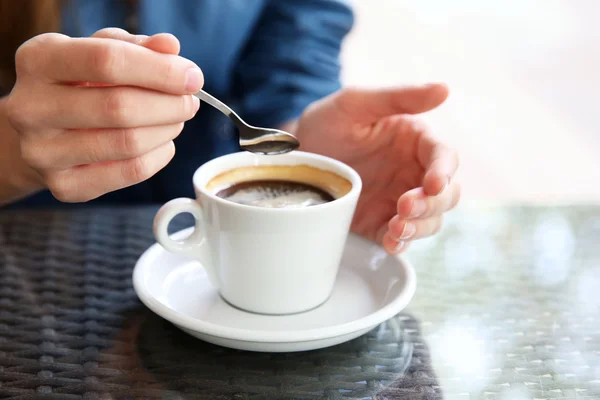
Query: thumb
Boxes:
[
  {"xmin": 91, "ymin": 28, "xmax": 180, "ymax": 55},
  {"xmin": 338, "ymin": 83, "xmax": 449, "ymax": 123}
]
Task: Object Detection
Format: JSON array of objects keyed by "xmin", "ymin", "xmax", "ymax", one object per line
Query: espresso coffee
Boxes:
[
  {"xmin": 205, "ymin": 164, "xmax": 352, "ymax": 209},
  {"xmin": 215, "ymin": 180, "xmax": 334, "ymax": 208}
]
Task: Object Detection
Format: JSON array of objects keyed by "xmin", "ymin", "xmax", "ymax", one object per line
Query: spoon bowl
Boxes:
[
  {"xmin": 238, "ymin": 127, "xmax": 299, "ymax": 155},
  {"xmin": 194, "ymin": 90, "xmax": 300, "ymax": 155}
]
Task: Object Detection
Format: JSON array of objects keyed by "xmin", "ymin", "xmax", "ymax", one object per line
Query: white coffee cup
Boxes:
[{"xmin": 153, "ymin": 151, "xmax": 362, "ymax": 315}]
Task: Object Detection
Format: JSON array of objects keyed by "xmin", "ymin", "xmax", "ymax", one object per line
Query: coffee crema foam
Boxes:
[{"xmin": 205, "ymin": 164, "xmax": 352, "ymax": 209}]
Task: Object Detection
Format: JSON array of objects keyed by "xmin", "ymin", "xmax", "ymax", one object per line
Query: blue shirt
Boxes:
[{"xmin": 12, "ymin": 0, "xmax": 353, "ymax": 208}]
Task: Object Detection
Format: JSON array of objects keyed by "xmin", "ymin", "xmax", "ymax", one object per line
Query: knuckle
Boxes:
[
  {"xmin": 92, "ymin": 27, "xmax": 128, "ymax": 39},
  {"xmin": 47, "ymin": 172, "xmax": 98, "ymax": 203},
  {"xmin": 91, "ymin": 42, "xmax": 124, "ymax": 80},
  {"xmin": 14, "ymin": 45, "xmax": 35, "ymax": 76},
  {"xmin": 46, "ymin": 174, "xmax": 73, "ymax": 203},
  {"xmin": 15, "ymin": 33, "xmax": 66, "ymax": 76},
  {"xmin": 121, "ymin": 142, "xmax": 173, "ymax": 183},
  {"xmin": 162, "ymin": 58, "xmax": 178, "ymax": 88},
  {"xmin": 4, "ymin": 93, "xmax": 29, "ymax": 130},
  {"xmin": 117, "ymin": 127, "xmax": 145, "ymax": 158},
  {"xmin": 372, "ymin": 114, "xmax": 403, "ymax": 137},
  {"xmin": 124, "ymin": 155, "xmax": 154, "ymax": 183},
  {"xmin": 19, "ymin": 140, "xmax": 47, "ymax": 169},
  {"xmin": 6, "ymin": 82, "xmax": 52, "ymax": 132},
  {"xmin": 103, "ymin": 89, "xmax": 130, "ymax": 125},
  {"xmin": 14, "ymin": 34, "xmax": 48, "ymax": 76}
]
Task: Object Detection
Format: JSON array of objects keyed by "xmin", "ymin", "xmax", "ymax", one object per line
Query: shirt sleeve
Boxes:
[{"xmin": 231, "ymin": 0, "xmax": 354, "ymax": 128}]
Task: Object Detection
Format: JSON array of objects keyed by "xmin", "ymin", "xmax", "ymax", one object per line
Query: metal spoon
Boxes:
[{"xmin": 193, "ymin": 90, "xmax": 299, "ymax": 155}]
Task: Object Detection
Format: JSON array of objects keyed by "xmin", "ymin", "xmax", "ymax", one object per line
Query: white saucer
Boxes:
[{"xmin": 133, "ymin": 228, "xmax": 416, "ymax": 352}]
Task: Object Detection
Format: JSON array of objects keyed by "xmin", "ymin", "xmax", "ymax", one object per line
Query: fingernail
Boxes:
[
  {"xmin": 185, "ymin": 68, "xmax": 203, "ymax": 92},
  {"xmin": 135, "ymin": 34, "xmax": 149, "ymax": 44},
  {"xmin": 399, "ymin": 221, "xmax": 416, "ymax": 239},
  {"xmin": 393, "ymin": 240, "xmax": 405, "ymax": 254},
  {"xmin": 192, "ymin": 95, "xmax": 200, "ymax": 112},
  {"xmin": 438, "ymin": 176, "xmax": 450, "ymax": 195},
  {"xmin": 409, "ymin": 199, "xmax": 427, "ymax": 218}
]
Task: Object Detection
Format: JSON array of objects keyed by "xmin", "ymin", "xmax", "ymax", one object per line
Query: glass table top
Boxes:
[{"xmin": 0, "ymin": 204, "xmax": 598, "ymax": 399}]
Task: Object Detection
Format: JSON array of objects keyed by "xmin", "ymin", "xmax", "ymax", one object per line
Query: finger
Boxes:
[
  {"xmin": 38, "ymin": 84, "xmax": 199, "ymax": 128},
  {"xmin": 387, "ymin": 215, "xmax": 443, "ymax": 242},
  {"xmin": 141, "ymin": 33, "xmax": 181, "ymax": 55},
  {"xmin": 337, "ymin": 83, "xmax": 449, "ymax": 123},
  {"xmin": 91, "ymin": 27, "xmax": 149, "ymax": 45},
  {"xmin": 46, "ymin": 141, "xmax": 175, "ymax": 203},
  {"xmin": 21, "ymin": 123, "xmax": 185, "ymax": 170},
  {"xmin": 382, "ymin": 232, "xmax": 412, "ymax": 255},
  {"xmin": 24, "ymin": 33, "xmax": 203, "ymax": 94},
  {"xmin": 92, "ymin": 28, "xmax": 180, "ymax": 55},
  {"xmin": 418, "ymin": 133, "xmax": 459, "ymax": 196},
  {"xmin": 397, "ymin": 183, "xmax": 460, "ymax": 220},
  {"xmin": 79, "ymin": 30, "xmax": 178, "ymax": 89}
]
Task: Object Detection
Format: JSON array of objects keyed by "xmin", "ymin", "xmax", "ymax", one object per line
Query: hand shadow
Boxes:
[{"xmin": 109, "ymin": 310, "xmax": 442, "ymax": 400}]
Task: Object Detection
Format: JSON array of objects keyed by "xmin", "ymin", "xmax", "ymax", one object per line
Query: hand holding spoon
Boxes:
[{"xmin": 193, "ymin": 90, "xmax": 299, "ymax": 155}]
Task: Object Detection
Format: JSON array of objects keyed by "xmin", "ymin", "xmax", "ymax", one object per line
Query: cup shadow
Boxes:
[{"xmin": 124, "ymin": 311, "xmax": 439, "ymax": 399}]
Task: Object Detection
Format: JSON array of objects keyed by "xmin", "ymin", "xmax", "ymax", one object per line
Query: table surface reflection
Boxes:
[{"xmin": 0, "ymin": 205, "xmax": 598, "ymax": 400}]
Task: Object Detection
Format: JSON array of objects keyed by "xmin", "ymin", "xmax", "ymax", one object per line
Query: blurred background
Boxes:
[
  {"xmin": 341, "ymin": 0, "xmax": 600, "ymax": 205},
  {"xmin": 0, "ymin": 2, "xmax": 598, "ymax": 400},
  {"xmin": 341, "ymin": 4, "xmax": 600, "ymax": 396}
]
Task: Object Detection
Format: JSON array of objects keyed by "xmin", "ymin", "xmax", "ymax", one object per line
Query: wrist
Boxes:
[{"xmin": 0, "ymin": 97, "xmax": 45, "ymax": 206}]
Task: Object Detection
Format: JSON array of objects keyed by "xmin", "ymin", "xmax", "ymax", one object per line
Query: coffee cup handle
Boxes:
[{"xmin": 152, "ymin": 198, "xmax": 219, "ymax": 288}]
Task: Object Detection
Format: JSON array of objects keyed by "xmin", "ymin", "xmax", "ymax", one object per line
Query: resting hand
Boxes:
[{"xmin": 293, "ymin": 83, "xmax": 460, "ymax": 254}]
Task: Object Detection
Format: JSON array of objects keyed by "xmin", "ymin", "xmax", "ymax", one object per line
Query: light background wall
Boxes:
[{"xmin": 340, "ymin": 1, "xmax": 600, "ymax": 205}]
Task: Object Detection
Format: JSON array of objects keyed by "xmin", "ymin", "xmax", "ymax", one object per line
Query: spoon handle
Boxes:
[{"xmin": 193, "ymin": 90, "xmax": 245, "ymax": 129}]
